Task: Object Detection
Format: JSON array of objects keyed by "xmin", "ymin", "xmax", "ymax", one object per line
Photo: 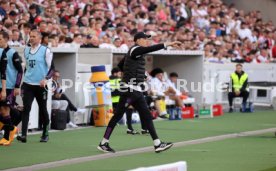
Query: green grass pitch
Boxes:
[{"xmin": 1, "ymin": 110, "xmax": 276, "ymax": 171}]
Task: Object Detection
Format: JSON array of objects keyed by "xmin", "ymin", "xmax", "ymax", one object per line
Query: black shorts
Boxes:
[
  {"xmin": 0, "ymin": 88, "xmax": 14, "ymax": 106},
  {"xmin": 0, "ymin": 107, "xmax": 22, "ymax": 125}
]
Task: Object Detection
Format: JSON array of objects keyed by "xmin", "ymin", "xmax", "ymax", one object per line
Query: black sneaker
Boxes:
[
  {"xmin": 229, "ymin": 108, "xmax": 233, "ymax": 113},
  {"xmin": 97, "ymin": 142, "xmax": 115, "ymax": 153},
  {"xmin": 127, "ymin": 129, "xmax": 140, "ymax": 135},
  {"xmin": 141, "ymin": 129, "xmax": 150, "ymax": 135},
  {"xmin": 40, "ymin": 135, "xmax": 49, "ymax": 143},
  {"xmin": 17, "ymin": 136, "xmax": 27, "ymax": 143},
  {"xmin": 154, "ymin": 142, "xmax": 173, "ymax": 153}
]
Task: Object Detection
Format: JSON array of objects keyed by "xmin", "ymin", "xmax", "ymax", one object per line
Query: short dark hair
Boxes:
[
  {"xmin": 38, "ymin": 21, "xmax": 47, "ymax": 26},
  {"xmin": 9, "ymin": 10, "xmax": 17, "ymax": 16},
  {"xmin": 74, "ymin": 34, "xmax": 81, "ymax": 39},
  {"xmin": 0, "ymin": 31, "xmax": 9, "ymax": 40},
  {"xmin": 150, "ymin": 68, "xmax": 164, "ymax": 77},
  {"xmin": 65, "ymin": 36, "xmax": 73, "ymax": 43},
  {"xmin": 49, "ymin": 34, "xmax": 57, "ymax": 39},
  {"xmin": 0, "ymin": 0, "xmax": 8, "ymax": 5},
  {"xmin": 23, "ymin": 23, "xmax": 32, "ymax": 29},
  {"xmin": 236, "ymin": 63, "xmax": 243, "ymax": 67},
  {"xmin": 111, "ymin": 67, "xmax": 121, "ymax": 75},
  {"xmin": 30, "ymin": 29, "xmax": 42, "ymax": 37},
  {"xmin": 12, "ymin": 29, "xmax": 19, "ymax": 34},
  {"xmin": 41, "ymin": 32, "xmax": 49, "ymax": 38},
  {"xmin": 29, "ymin": 4, "xmax": 37, "ymax": 10},
  {"xmin": 169, "ymin": 72, "xmax": 178, "ymax": 78}
]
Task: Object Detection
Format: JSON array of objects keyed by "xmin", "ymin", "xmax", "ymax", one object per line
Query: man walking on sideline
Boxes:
[
  {"xmin": 98, "ymin": 32, "xmax": 181, "ymax": 153},
  {"xmin": 17, "ymin": 30, "xmax": 54, "ymax": 143}
]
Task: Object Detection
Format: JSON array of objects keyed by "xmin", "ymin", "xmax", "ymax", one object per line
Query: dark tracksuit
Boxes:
[
  {"xmin": 103, "ymin": 43, "xmax": 166, "ymax": 141},
  {"xmin": 110, "ymin": 75, "xmax": 148, "ymax": 131},
  {"xmin": 228, "ymin": 71, "xmax": 249, "ymax": 107}
]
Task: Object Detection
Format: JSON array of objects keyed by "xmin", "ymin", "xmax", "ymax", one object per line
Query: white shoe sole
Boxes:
[
  {"xmin": 155, "ymin": 143, "xmax": 173, "ymax": 153},
  {"xmin": 67, "ymin": 124, "xmax": 78, "ymax": 128},
  {"xmin": 97, "ymin": 146, "xmax": 115, "ymax": 153}
]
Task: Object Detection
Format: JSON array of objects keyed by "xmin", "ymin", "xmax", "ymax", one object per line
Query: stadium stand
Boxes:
[{"xmin": 0, "ymin": 0, "xmax": 275, "ymax": 64}]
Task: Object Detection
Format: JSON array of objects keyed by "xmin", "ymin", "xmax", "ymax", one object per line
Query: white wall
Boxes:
[
  {"xmin": 112, "ymin": 50, "xmax": 204, "ymax": 105},
  {"xmin": 203, "ymin": 63, "xmax": 276, "ymax": 104}
]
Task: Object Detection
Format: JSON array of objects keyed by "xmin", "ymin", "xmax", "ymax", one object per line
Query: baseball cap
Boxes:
[{"xmin": 134, "ymin": 32, "xmax": 151, "ymax": 42}]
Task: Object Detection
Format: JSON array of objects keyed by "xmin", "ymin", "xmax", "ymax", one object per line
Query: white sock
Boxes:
[
  {"xmin": 101, "ymin": 138, "xmax": 109, "ymax": 145},
  {"xmin": 153, "ymin": 139, "xmax": 161, "ymax": 146}
]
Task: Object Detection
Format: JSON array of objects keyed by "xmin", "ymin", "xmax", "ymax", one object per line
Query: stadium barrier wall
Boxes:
[
  {"xmin": 203, "ymin": 63, "xmax": 276, "ymax": 106},
  {"xmin": 15, "ymin": 47, "xmax": 204, "ymax": 127},
  {"xmin": 15, "ymin": 48, "xmax": 276, "ymax": 125}
]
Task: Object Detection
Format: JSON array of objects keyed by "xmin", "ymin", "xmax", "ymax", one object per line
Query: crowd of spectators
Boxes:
[{"xmin": 0, "ymin": 0, "xmax": 276, "ymax": 63}]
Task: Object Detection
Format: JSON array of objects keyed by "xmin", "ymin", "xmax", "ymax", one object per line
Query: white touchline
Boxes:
[{"xmin": 4, "ymin": 127, "xmax": 276, "ymax": 171}]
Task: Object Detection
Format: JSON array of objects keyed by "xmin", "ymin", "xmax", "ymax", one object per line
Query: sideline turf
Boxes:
[
  {"xmin": 44, "ymin": 133, "xmax": 276, "ymax": 171},
  {"xmin": 1, "ymin": 111, "xmax": 276, "ymax": 170},
  {"xmin": 261, "ymin": 167, "xmax": 276, "ymax": 171}
]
